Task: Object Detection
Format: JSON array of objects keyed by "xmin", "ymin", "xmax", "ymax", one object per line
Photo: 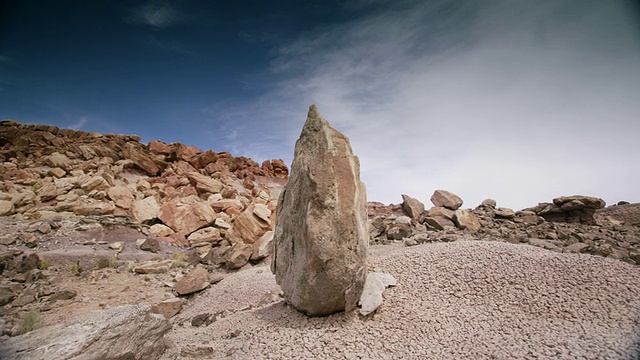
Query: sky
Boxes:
[{"xmin": 1, "ymin": 0, "xmax": 639, "ymax": 210}]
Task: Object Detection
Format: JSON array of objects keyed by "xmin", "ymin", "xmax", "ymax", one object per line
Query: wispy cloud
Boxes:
[
  {"xmin": 68, "ymin": 116, "xmax": 88, "ymax": 130},
  {"xmin": 125, "ymin": 0, "xmax": 184, "ymax": 28},
  {"xmin": 218, "ymin": 0, "xmax": 640, "ymax": 209}
]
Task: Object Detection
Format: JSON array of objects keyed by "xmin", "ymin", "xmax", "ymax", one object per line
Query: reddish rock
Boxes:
[
  {"xmin": 227, "ymin": 205, "xmax": 271, "ymax": 244},
  {"xmin": 148, "ymin": 140, "xmax": 171, "ymax": 155},
  {"xmin": 174, "ymin": 267, "xmax": 210, "ymax": 295},
  {"xmin": 401, "ymin": 194, "xmax": 425, "ymax": 220},
  {"xmin": 159, "ymin": 195, "xmax": 217, "ymax": 235}
]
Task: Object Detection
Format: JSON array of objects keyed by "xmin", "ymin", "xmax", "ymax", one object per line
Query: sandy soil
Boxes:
[{"xmin": 161, "ymin": 240, "xmax": 640, "ymax": 360}]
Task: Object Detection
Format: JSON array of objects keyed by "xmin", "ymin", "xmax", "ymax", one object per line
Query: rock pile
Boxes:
[
  {"xmin": 272, "ymin": 105, "xmax": 368, "ymax": 316},
  {"xmin": 369, "ymin": 191, "xmax": 640, "ymax": 265},
  {"xmin": 0, "ymin": 120, "xmax": 288, "ymax": 269},
  {"xmin": 523, "ymin": 195, "xmax": 606, "ymax": 225}
]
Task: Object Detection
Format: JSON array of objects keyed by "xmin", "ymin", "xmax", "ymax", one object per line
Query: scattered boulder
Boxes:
[
  {"xmin": 401, "ymin": 194, "xmax": 425, "ymax": 220},
  {"xmin": 494, "ymin": 207, "xmax": 515, "ymax": 219},
  {"xmin": 271, "ymin": 105, "xmax": 368, "ymax": 316},
  {"xmin": 152, "ymin": 298, "xmax": 184, "ymax": 319},
  {"xmin": 0, "ymin": 303, "xmax": 171, "ymax": 360},
  {"xmin": 137, "ymin": 238, "xmax": 160, "ymax": 253},
  {"xmin": 174, "ymin": 267, "xmax": 210, "ymax": 296},
  {"xmin": 430, "ymin": 190, "xmax": 463, "ymax": 210}
]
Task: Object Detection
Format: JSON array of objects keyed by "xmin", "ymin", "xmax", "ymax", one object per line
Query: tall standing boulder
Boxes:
[{"xmin": 271, "ymin": 105, "xmax": 368, "ymax": 317}]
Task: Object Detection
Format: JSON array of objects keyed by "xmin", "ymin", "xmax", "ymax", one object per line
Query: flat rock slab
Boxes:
[{"xmin": 0, "ymin": 303, "xmax": 171, "ymax": 360}]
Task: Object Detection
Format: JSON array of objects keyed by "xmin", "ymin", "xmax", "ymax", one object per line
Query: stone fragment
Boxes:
[
  {"xmin": 137, "ymin": 238, "xmax": 160, "ymax": 253},
  {"xmin": 149, "ymin": 224, "xmax": 175, "ymax": 237},
  {"xmin": 564, "ymin": 242, "xmax": 591, "ymax": 253},
  {"xmin": 401, "ymin": 194, "xmax": 425, "ymax": 219},
  {"xmin": 47, "ymin": 167, "xmax": 66, "ymax": 178},
  {"xmin": 227, "ymin": 206, "xmax": 271, "ymax": 244},
  {"xmin": 453, "ymin": 209, "xmax": 482, "ymax": 231},
  {"xmin": 37, "ymin": 183, "xmax": 59, "ymax": 202},
  {"xmin": 109, "ymin": 241, "xmax": 125, "ymax": 252},
  {"xmin": 159, "ymin": 195, "xmax": 217, "ymax": 235},
  {"xmin": 107, "ymin": 186, "xmax": 134, "ymax": 209},
  {"xmin": 214, "ymin": 218, "xmax": 232, "ymax": 229},
  {"xmin": 430, "ymin": 190, "xmax": 463, "ymax": 210},
  {"xmin": 132, "ymin": 196, "xmax": 160, "ymax": 224},
  {"xmin": 0, "ymin": 286, "xmax": 16, "ymax": 306},
  {"xmin": 271, "ymin": 105, "xmax": 368, "ymax": 316},
  {"xmin": 0, "ymin": 200, "xmax": 15, "ymax": 216},
  {"xmin": 359, "ymin": 272, "xmax": 398, "ymax": 316},
  {"xmin": 427, "ymin": 206, "xmax": 455, "ymax": 220},
  {"xmin": 0, "ymin": 303, "xmax": 171, "ymax": 360},
  {"xmin": 422, "ymin": 216, "xmax": 455, "ymax": 230},
  {"xmin": 134, "ymin": 260, "xmax": 173, "ymax": 274},
  {"xmin": 251, "ymin": 231, "xmax": 274, "ymax": 261},
  {"xmin": 80, "ymin": 176, "xmax": 110, "ymax": 192},
  {"xmin": 226, "ymin": 242, "xmax": 253, "ymax": 269},
  {"xmin": 148, "ymin": 140, "xmax": 171, "ymax": 155},
  {"xmin": 174, "ymin": 267, "xmax": 210, "ymax": 295},
  {"xmin": 187, "ymin": 227, "xmax": 222, "ymax": 245},
  {"xmin": 253, "ymin": 203, "xmax": 272, "ymax": 223},
  {"xmin": 45, "ymin": 152, "xmax": 72, "ymax": 171},
  {"xmin": 152, "ymin": 298, "xmax": 184, "ymax": 319},
  {"xmin": 180, "ymin": 345, "xmax": 215, "ymax": 357},
  {"xmin": 480, "ymin": 198, "xmax": 497, "ymax": 208},
  {"xmin": 186, "ymin": 172, "xmax": 224, "ymax": 195},
  {"xmin": 494, "ymin": 207, "xmax": 516, "ymax": 219}
]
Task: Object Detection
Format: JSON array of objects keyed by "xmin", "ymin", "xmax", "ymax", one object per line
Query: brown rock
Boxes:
[
  {"xmin": 453, "ymin": 209, "xmax": 482, "ymax": 231},
  {"xmin": 401, "ymin": 194, "xmax": 425, "ymax": 219},
  {"xmin": 132, "ymin": 196, "xmax": 161, "ymax": 224},
  {"xmin": 227, "ymin": 205, "xmax": 271, "ymax": 244},
  {"xmin": 271, "ymin": 105, "xmax": 368, "ymax": 316},
  {"xmin": 226, "ymin": 242, "xmax": 253, "ymax": 269},
  {"xmin": 159, "ymin": 195, "xmax": 218, "ymax": 234},
  {"xmin": 0, "ymin": 200, "xmax": 15, "ymax": 216},
  {"xmin": 107, "ymin": 186, "xmax": 134, "ymax": 209},
  {"xmin": 149, "ymin": 224, "xmax": 175, "ymax": 237},
  {"xmin": 430, "ymin": 190, "xmax": 463, "ymax": 210},
  {"xmin": 186, "ymin": 172, "xmax": 224, "ymax": 195},
  {"xmin": 174, "ymin": 267, "xmax": 210, "ymax": 295},
  {"xmin": 422, "ymin": 216, "xmax": 455, "ymax": 230},
  {"xmin": 251, "ymin": 231, "xmax": 274, "ymax": 261},
  {"xmin": 152, "ymin": 298, "xmax": 184, "ymax": 319},
  {"xmin": 187, "ymin": 227, "xmax": 222, "ymax": 245},
  {"xmin": 45, "ymin": 152, "xmax": 72, "ymax": 171},
  {"xmin": 148, "ymin": 140, "xmax": 171, "ymax": 155},
  {"xmin": 136, "ymin": 238, "xmax": 160, "ymax": 253}
]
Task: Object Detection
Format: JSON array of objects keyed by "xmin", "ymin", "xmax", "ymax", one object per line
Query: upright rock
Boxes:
[
  {"xmin": 271, "ymin": 105, "xmax": 368, "ymax": 317},
  {"xmin": 401, "ymin": 194, "xmax": 425, "ymax": 220}
]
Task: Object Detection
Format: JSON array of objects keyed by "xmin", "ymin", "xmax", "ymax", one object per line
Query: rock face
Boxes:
[
  {"xmin": 0, "ymin": 303, "xmax": 171, "ymax": 360},
  {"xmin": 271, "ymin": 105, "xmax": 368, "ymax": 316}
]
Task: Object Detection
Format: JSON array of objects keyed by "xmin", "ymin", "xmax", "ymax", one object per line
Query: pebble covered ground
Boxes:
[{"xmin": 162, "ymin": 241, "xmax": 640, "ymax": 359}]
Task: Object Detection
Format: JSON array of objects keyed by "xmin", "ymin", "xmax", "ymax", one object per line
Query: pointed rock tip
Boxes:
[{"xmin": 308, "ymin": 104, "xmax": 320, "ymax": 118}]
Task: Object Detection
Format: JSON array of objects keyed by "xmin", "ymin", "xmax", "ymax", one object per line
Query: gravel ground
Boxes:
[{"xmin": 162, "ymin": 241, "xmax": 640, "ymax": 359}]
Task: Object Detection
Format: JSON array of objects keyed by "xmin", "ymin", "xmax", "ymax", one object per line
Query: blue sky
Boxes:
[{"xmin": 1, "ymin": 0, "xmax": 639, "ymax": 209}]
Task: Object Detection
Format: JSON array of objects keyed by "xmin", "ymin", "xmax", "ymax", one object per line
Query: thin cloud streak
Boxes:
[
  {"xmin": 223, "ymin": 0, "xmax": 640, "ymax": 209},
  {"xmin": 125, "ymin": 0, "xmax": 184, "ymax": 28}
]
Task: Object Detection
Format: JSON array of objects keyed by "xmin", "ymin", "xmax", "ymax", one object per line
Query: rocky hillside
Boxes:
[{"xmin": 0, "ymin": 120, "xmax": 288, "ymax": 269}]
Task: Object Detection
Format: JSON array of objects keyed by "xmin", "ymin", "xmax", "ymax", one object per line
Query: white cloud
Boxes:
[
  {"xmin": 222, "ymin": 0, "xmax": 640, "ymax": 209},
  {"xmin": 68, "ymin": 116, "xmax": 88, "ymax": 130},
  {"xmin": 125, "ymin": 0, "xmax": 184, "ymax": 28}
]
